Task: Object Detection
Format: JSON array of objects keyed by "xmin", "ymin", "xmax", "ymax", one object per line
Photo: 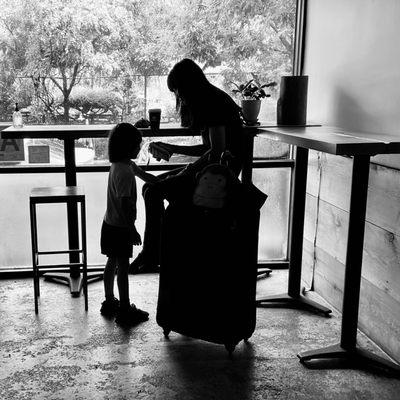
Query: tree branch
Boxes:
[
  {"xmin": 269, "ymin": 21, "xmax": 292, "ymax": 54},
  {"xmin": 66, "ymin": 64, "xmax": 80, "ymax": 97},
  {"xmin": 49, "ymin": 75, "xmax": 63, "ymax": 92}
]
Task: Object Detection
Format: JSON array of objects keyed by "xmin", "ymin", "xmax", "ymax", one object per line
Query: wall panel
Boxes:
[
  {"xmin": 303, "ymin": 157, "xmax": 400, "ymax": 362},
  {"xmin": 303, "ymin": 0, "xmax": 400, "ymax": 361}
]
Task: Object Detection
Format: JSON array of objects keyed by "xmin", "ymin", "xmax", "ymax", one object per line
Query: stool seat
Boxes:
[
  {"xmin": 30, "ymin": 186, "xmax": 85, "ymax": 203},
  {"xmin": 29, "ymin": 185, "xmax": 88, "ymax": 313}
]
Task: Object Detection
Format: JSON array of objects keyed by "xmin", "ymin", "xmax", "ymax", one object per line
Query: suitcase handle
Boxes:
[{"xmin": 220, "ymin": 150, "xmax": 234, "ymax": 167}]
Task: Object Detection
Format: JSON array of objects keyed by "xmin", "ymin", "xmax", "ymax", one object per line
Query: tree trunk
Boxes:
[
  {"xmin": 63, "ymin": 98, "xmax": 70, "ymax": 123},
  {"xmin": 144, "ymin": 75, "xmax": 148, "ymax": 119}
]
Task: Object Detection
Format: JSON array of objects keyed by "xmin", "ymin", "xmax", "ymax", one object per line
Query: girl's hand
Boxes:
[
  {"xmin": 149, "ymin": 174, "xmax": 161, "ymax": 183},
  {"xmin": 129, "ymin": 227, "xmax": 142, "ymax": 246},
  {"xmin": 149, "ymin": 142, "xmax": 173, "ymax": 161}
]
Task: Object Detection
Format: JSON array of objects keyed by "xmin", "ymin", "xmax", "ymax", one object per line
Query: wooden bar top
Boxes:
[
  {"xmin": 1, "ymin": 123, "xmax": 192, "ymax": 139},
  {"xmin": 257, "ymin": 126, "xmax": 400, "ymax": 156},
  {"xmin": 0, "ymin": 122, "xmax": 316, "ymax": 141},
  {"xmin": 6, "ymin": 123, "xmax": 399, "ymax": 156}
]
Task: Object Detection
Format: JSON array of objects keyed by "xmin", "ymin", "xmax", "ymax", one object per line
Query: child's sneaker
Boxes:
[
  {"xmin": 100, "ymin": 297, "xmax": 120, "ymax": 317},
  {"xmin": 115, "ymin": 304, "xmax": 149, "ymax": 326}
]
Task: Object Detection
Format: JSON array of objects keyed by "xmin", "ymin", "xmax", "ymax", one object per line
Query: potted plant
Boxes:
[{"xmin": 232, "ymin": 79, "xmax": 276, "ymax": 125}]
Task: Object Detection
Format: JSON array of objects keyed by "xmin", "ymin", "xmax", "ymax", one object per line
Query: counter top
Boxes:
[{"xmin": 257, "ymin": 125, "xmax": 400, "ymax": 155}]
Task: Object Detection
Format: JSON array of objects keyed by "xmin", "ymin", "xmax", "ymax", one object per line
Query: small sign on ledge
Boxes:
[
  {"xmin": 28, "ymin": 145, "xmax": 50, "ymax": 163},
  {"xmin": 0, "ymin": 137, "xmax": 25, "ymax": 162}
]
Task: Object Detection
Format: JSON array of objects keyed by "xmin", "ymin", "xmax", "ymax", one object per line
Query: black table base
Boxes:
[
  {"xmin": 43, "ymin": 272, "xmax": 103, "ymax": 297},
  {"xmin": 256, "ymin": 293, "xmax": 332, "ymax": 316},
  {"xmin": 298, "ymin": 343, "xmax": 400, "ymax": 376},
  {"xmin": 297, "ymin": 155, "xmax": 400, "ymax": 376},
  {"xmin": 256, "ymin": 146, "xmax": 332, "ymax": 317}
]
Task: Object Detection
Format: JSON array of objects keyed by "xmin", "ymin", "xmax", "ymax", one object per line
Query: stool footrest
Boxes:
[
  {"xmin": 37, "ymin": 249, "xmax": 82, "ymax": 255},
  {"xmin": 30, "ymin": 185, "xmax": 88, "ymax": 313},
  {"xmin": 36, "ymin": 262, "xmax": 85, "ymax": 269}
]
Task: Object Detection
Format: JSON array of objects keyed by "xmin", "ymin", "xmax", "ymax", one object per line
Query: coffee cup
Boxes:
[{"xmin": 148, "ymin": 108, "xmax": 161, "ymax": 132}]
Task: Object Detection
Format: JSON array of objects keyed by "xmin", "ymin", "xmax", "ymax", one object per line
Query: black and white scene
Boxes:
[{"xmin": 1, "ymin": 0, "xmax": 400, "ymax": 399}]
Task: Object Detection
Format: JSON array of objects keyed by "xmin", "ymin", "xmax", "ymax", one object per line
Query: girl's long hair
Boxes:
[{"xmin": 167, "ymin": 59, "xmax": 213, "ymax": 128}]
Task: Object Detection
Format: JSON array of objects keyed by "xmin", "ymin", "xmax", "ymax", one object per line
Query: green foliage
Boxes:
[
  {"xmin": 0, "ymin": 62, "xmax": 14, "ymax": 120},
  {"xmin": 68, "ymin": 86, "xmax": 123, "ymax": 118},
  {"xmin": 0, "ymin": 0, "xmax": 296, "ymax": 122},
  {"xmin": 231, "ymin": 79, "xmax": 277, "ymax": 100}
]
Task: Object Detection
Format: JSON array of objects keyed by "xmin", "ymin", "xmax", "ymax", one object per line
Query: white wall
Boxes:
[
  {"xmin": 302, "ymin": 0, "xmax": 400, "ymax": 361},
  {"xmin": 304, "ymin": 0, "xmax": 400, "ymax": 168}
]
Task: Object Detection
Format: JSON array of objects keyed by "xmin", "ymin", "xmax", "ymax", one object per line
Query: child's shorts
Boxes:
[{"xmin": 100, "ymin": 221, "xmax": 133, "ymax": 258}]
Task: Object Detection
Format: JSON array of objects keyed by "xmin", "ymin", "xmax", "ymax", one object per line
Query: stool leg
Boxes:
[
  {"xmin": 81, "ymin": 200, "xmax": 88, "ymax": 311},
  {"xmin": 30, "ymin": 201, "xmax": 39, "ymax": 314}
]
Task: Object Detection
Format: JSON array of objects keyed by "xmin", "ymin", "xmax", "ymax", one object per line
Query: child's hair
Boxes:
[{"xmin": 108, "ymin": 122, "xmax": 142, "ymax": 162}]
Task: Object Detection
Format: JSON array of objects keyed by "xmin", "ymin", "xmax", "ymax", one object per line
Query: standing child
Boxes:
[{"xmin": 100, "ymin": 122, "xmax": 158, "ymax": 325}]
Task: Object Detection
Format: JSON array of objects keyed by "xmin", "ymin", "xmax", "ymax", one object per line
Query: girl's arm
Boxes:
[
  {"xmin": 207, "ymin": 125, "xmax": 226, "ymax": 163},
  {"xmin": 120, "ymin": 197, "xmax": 141, "ymax": 245},
  {"xmin": 149, "ymin": 142, "xmax": 206, "ymax": 160},
  {"xmin": 130, "ymin": 161, "xmax": 159, "ymax": 183},
  {"xmin": 166, "ymin": 143, "xmax": 206, "ymax": 157},
  {"xmin": 149, "ymin": 125, "xmax": 226, "ymax": 161},
  {"xmin": 186, "ymin": 126, "xmax": 226, "ymax": 164},
  {"xmin": 170, "ymin": 126, "xmax": 227, "ymax": 175}
]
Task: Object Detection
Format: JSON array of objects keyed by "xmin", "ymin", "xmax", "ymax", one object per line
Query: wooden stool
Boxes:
[{"xmin": 29, "ymin": 186, "xmax": 88, "ymax": 314}]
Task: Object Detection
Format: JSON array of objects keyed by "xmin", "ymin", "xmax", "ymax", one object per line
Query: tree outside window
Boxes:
[{"xmin": 0, "ymin": 0, "xmax": 295, "ymax": 125}]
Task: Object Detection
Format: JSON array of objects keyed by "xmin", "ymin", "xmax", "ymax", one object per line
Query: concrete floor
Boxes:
[{"xmin": 1, "ymin": 270, "xmax": 400, "ymax": 400}]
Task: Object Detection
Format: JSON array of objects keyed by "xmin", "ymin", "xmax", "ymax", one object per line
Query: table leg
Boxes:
[
  {"xmin": 241, "ymin": 130, "xmax": 255, "ymax": 185},
  {"xmin": 242, "ymin": 132, "xmax": 272, "ymax": 280},
  {"xmin": 297, "ymin": 155, "xmax": 400, "ymax": 375},
  {"xmin": 43, "ymin": 137, "xmax": 103, "ymax": 296},
  {"xmin": 256, "ymin": 146, "xmax": 332, "ymax": 316}
]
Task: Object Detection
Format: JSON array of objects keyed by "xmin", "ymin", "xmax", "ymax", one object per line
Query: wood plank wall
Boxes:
[{"xmin": 302, "ymin": 151, "xmax": 400, "ymax": 362}]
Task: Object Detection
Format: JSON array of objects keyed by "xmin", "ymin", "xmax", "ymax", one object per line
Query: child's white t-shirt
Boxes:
[{"xmin": 104, "ymin": 161, "xmax": 137, "ymax": 227}]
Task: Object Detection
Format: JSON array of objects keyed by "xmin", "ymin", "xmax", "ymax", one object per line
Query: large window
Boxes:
[
  {"xmin": 0, "ymin": 0, "xmax": 297, "ymax": 268},
  {"xmin": 0, "ymin": 1, "xmax": 295, "ymax": 121}
]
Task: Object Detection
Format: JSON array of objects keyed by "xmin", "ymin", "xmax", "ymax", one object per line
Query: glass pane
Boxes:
[
  {"xmin": 0, "ymin": 136, "xmax": 98, "ymax": 167},
  {"xmin": 137, "ymin": 136, "xmax": 203, "ymax": 166},
  {"xmin": 146, "ymin": 76, "xmax": 178, "ymax": 122},
  {"xmin": 0, "ymin": 135, "xmax": 90, "ymax": 167},
  {"xmin": 0, "ymin": 0, "xmax": 296, "ymax": 124},
  {"xmin": 90, "ymin": 135, "xmax": 203, "ymax": 165},
  {"xmin": 252, "ymin": 168, "xmax": 291, "ymax": 261},
  {"xmin": 0, "ymin": 173, "xmax": 65, "ymax": 268},
  {"xmin": 253, "ymin": 136, "xmax": 290, "ymax": 160},
  {"xmin": 0, "ymin": 166, "xmax": 290, "ymax": 269},
  {"xmin": 78, "ymin": 171, "xmax": 148, "ymax": 265},
  {"xmin": 0, "ymin": 134, "xmax": 205, "ymax": 167},
  {"xmin": 0, "ymin": 170, "xmax": 166, "ymax": 269}
]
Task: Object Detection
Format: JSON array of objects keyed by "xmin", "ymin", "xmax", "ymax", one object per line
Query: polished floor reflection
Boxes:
[{"xmin": 1, "ymin": 271, "xmax": 400, "ymax": 399}]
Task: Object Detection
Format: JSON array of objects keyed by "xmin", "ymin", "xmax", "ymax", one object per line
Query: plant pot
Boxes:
[{"xmin": 241, "ymin": 99, "xmax": 261, "ymax": 124}]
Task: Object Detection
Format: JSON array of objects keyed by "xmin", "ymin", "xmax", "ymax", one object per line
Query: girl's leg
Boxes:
[
  {"xmin": 103, "ymin": 257, "xmax": 117, "ymax": 299},
  {"xmin": 140, "ymin": 183, "xmax": 164, "ymax": 263},
  {"xmin": 115, "ymin": 256, "xmax": 149, "ymax": 324},
  {"xmin": 130, "ymin": 167, "xmax": 186, "ymax": 272},
  {"xmin": 116, "ymin": 257, "xmax": 130, "ymax": 307}
]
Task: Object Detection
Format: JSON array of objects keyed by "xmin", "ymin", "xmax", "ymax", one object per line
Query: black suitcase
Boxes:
[{"xmin": 156, "ymin": 169, "xmax": 267, "ymax": 354}]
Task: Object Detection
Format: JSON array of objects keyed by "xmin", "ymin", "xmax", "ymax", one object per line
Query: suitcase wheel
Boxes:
[
  {"xmin": 163, "ymin": 328, "xmax": 171, "ymax": 338},
  {"xmin": 224, "ymin": 343, "xmax": 236, "ymax": 356}
]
